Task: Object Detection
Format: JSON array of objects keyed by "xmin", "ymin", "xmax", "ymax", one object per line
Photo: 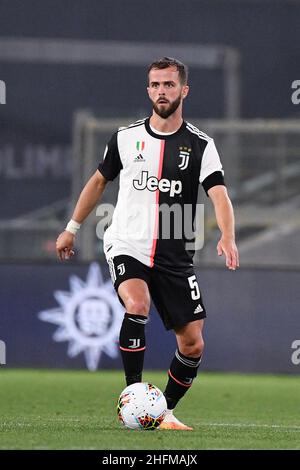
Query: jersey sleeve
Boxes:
[
  {"xmin": 199, "ymin": 139, "xmax": 226, "ymax": 196},
  {"xmin": 98, "ymin": 132, "xmax": 122, "ymax": 181}
]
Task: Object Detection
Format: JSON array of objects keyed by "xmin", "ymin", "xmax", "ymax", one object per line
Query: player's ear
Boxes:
[{"xmin": 182, "ymin": 85, "xmax": 189, "ymax": 100}]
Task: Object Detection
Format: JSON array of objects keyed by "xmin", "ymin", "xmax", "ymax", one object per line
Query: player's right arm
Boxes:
[
  {"xmin": 56, "ymin": 170, "xmax": 107, "ymax": 261},
  {"xmin": 57, "ymin": 131, "xmax": 121, "ymax": 261}
]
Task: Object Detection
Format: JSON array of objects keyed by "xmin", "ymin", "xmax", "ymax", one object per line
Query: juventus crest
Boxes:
[
  {"xmin": 178, "ymin": 147, "xmax": 191, "ymax": 170},
  {"xmin": 117, "ymin": 263, "xmax": 126, "ymax": 276}
]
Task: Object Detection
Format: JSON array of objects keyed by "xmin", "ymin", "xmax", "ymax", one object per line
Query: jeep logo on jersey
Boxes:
[
  {"xmin": 133, "ymin": 171, "xmax": 182, "ymax": 197},
  {"xmin": 178, "ymin": 147, "xmax": 191, "ymax": 171}
]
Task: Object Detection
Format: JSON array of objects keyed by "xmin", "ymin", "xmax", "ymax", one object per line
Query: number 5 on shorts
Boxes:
[{"xmin": 188, "ymin": 275, "xmax": 201, "ymax": 300}]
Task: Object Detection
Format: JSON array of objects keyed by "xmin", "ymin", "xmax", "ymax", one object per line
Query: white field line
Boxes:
[
  {"xmin": 1, "ymin": 418, "xmax": 300, "ymax": 432},
  {"xmin": 200, "ymin": 422, "xmax": 300, "ymax": 431}
]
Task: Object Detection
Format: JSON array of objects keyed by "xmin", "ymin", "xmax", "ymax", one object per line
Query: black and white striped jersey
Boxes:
[{"xmin": 98, "ymin": 117, "xmax": 225, "ymax": 271}]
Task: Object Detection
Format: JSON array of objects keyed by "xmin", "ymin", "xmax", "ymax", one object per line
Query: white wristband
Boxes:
[{"xmin": 65, "ymin": 219, "xmax": 81, "ymax": 235}]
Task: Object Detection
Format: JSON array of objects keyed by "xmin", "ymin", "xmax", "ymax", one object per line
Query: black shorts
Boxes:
[{"xmin": 107, "ymin": 255, "xmax": 206, "ymax": 330}]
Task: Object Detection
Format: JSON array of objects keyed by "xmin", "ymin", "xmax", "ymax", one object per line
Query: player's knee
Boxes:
[
  {"xmin": 181, "ymin": 338, "xmax": 204, "ymax": 358},
  {"xmin": 125, "ymin": 297, "xmax": 150, "ymax": 316},
  {"xmin": 197, "ymin": 338, "xmax": 205, "ymax": 356}
]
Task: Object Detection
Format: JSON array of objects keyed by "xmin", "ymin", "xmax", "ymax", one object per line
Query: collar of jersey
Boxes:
[{"xmin": 145, "ymin": 117, "xmax": 186, "ymax": 140}]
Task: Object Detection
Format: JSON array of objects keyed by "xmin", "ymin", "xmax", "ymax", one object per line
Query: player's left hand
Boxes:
[{"xmin": 217, "ymin": 237, "xmax": 239, "ymax": 270}]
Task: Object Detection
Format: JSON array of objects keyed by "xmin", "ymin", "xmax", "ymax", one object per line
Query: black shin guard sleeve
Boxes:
[
  {"xmin": 164, "ymin": 349, "xmax": 202, "ymax": 410},
  {"xmin": 119, "ymin": 313, "xmax": 147, "ymax": 386}
]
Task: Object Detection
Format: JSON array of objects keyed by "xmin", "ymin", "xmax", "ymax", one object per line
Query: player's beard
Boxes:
[{"xmin": 152, "ymin": 94, "xmax": 182, "ymax": 119}]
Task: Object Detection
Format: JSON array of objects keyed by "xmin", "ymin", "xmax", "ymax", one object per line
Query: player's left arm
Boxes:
[{"xmin": 208, "ymin": 185, "xmax": 239, "ymax": 270}]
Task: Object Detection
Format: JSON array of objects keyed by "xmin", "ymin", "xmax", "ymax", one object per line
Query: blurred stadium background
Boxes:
[
  {"xmin": 0, "ymin": 0, "xmax": 300, "ymax": 449},
  {"xmin": 1, "ymin": 0, "xmax": 299, "ymax": 371}
]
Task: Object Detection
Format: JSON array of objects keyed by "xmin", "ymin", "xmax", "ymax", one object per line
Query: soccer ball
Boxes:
[{"xmin": 117, "ymin": 382, "xmax": 167, "ymax": 430}]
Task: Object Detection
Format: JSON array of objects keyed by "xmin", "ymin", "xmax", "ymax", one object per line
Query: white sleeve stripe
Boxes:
[
  {"xmin": 103, "ymin": 145, "xmax": 108, "ymax": 160},
  {"xmin": 186, "ymin": 123, "xmax": 211, "ymax": 142},
  {"xmin": 186, "ymin": 122, "xmax": 211, "ymax": 139},
  {"xmin": 118, "ymin": 118, "xmax": 147, "ymax": 132}
]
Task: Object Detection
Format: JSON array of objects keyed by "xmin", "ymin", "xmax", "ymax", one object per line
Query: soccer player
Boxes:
[{"xmin": 56, "ymin": 57, "xmax": 239, "ymax": 430}]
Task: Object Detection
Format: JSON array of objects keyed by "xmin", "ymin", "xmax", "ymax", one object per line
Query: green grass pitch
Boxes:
[{"xmin": 0, "ymin": 369, "xmax": 299, "ymax": 450}]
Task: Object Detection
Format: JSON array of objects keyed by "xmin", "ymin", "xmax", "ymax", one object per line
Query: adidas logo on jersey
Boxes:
[
  {"xmin": 133, "ymin": 171, "xmax": 182, "ymax": 197},
  {"xmin": 134, "ymin": 154, "xmax": 145, "ymax": 162},
  {"xmin": 194, "ymin": 304, "xmax": 203, "ymax": 314}
]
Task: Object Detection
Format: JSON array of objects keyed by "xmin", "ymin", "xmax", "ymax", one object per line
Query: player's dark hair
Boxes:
[{"xmin": 148, "ymin": 57, "xmax": 188, "ymax": 85}]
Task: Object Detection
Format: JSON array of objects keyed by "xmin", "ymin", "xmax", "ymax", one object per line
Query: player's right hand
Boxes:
[{"xmin": 56, "ymin": 231, "xmax": 75, "ymax": 261}]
